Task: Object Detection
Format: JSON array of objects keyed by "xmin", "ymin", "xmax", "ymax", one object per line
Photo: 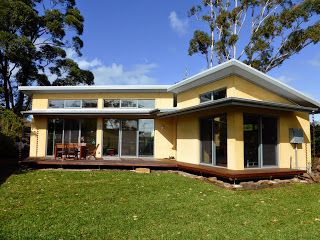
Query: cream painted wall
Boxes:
[
  {"xmin": 174, "ymin": 106, "xmax": 311, "ymax": 171},
  {"xmin": 278, "ymin": 111, "xmax": 311, "ymax": 170},
  {"xmin": 96, "ymin": 117, "xmax": 103, "ymax": 158},
  {"xmin": 30, "ymin": 116, "xmax": 47, "ymax": 157},
  {"xmin": 154, "ymin": 118, "xmax": 176, "ymax": 159},
  {"xmin": 176, "ymin": 76, "xmax": 235, "ymax": 108},
  {"xmin": 176, "ymin": 115, "xmax": 200, "ymax": 164},
  {"xmin": 176, "ymin": 75, "xmax": 295, "ymax": 108},
  {"xmin": 32, "ymin": 92, "xmax": 174, "ymax": 110}
]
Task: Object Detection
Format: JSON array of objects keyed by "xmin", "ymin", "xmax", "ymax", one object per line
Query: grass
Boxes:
[{"xmin": 1, "ymin": 170, "xmax": 320, "ymax": 239}]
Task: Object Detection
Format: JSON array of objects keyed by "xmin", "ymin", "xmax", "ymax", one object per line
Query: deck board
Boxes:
[{"xmin": 21, "ymin": 158, "xmax": 306, "ymax": 180}]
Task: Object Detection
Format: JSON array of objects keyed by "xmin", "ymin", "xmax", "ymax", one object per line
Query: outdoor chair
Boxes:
[
  {"xmin": 86, "ymin": 144, "xmax": 100, "ymax": 160},
  {"xmin": 65, "ymin": 143, "xmax": 79, "ymax": 160}
]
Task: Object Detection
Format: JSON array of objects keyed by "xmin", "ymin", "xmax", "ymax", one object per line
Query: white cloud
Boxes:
[
  {"xmin": 309, "ymin": 58, "xmax": 320, "ymax": 68},
  {"xmin": 66, "ymin": 49, "xmax": 157, "ymax": 85},
  {"xmin": 276, "ymin": 75, "xmax": 294, "ymax": 84},
  {"xmin": 169, "ymin": 11, "xmax": 188, "ymax": 36},
  {"xmin": 92, "ymin": 63, "xmax": 157, "ymax": 85}
]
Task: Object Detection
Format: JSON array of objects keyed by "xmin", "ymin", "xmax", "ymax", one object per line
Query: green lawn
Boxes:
[{"xmin": 1, "ymin": 170, "xmax": 320, "ymax": 239}]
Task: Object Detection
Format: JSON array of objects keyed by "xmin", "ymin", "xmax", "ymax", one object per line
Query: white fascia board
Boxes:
[
  {"xmin": 21, "ymin": 108, "xmax": 160, "ymax": 115},
  {"xmin": 19, "ymin": 85, "xmax": 171, "ymax": 96}
]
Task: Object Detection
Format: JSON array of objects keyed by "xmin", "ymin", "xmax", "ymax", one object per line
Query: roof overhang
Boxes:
[
  {"xmin": 158, "ymin": 97, "xmax": 318, "ymax": 118},
  {"xmin": 18, "ymin": 59, "xmax": 320, "ymax": 111},
  {"xmin": 19, "ymin": 85, "xmax": 171, "ymax": 96},
  {"xmin": 22, "ymin": 108, "xmax": 160, "ymax": 116},
  {"xmin": 168, "ymin": 59, "xmax": 320, "ymax": 109}
]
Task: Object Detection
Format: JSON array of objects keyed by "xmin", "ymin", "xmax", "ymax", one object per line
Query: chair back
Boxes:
[{"xmin": 92, "ymin": 144, "xmax": 100, "ymax": 157}]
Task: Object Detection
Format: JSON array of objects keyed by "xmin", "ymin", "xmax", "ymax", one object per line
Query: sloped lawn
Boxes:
[{"xmin": 1, "ymin": 170, "xmax": 320, "ymax": 239}]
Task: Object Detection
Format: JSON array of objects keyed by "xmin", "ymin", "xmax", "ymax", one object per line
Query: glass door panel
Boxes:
[
  {"xmin": 81, "ymin": 119, "xmax": 97, "ymax": 145},
  {"xmin": 138, "ymin": 119, "xmax": 154, "ymax": 156},
  {"xmin": 47, "ymin": 119, "xmax": 63, "ymax": 156},
  {"xmin": 200, "ymin": 118, "xmax": 213, "ymax": 164},
  {"xmin": 121, "ymin": 120, "xmax": 138, "ymax": 156},
  {"xmin": 262, "ymin": 117, "xmax": 278, "ymax": 166},
  {"xmin": 244, "ymin": 115, "xmax": 260, "ymax": 168},
  {"xmin": 213, "ymin": 115, "xmax": 227, "ymax": 167},
  {"xmin": 64, "ymin": 119, "xmax": 80, "ymax": 143},
  {"xmin": 103, "ymin": 119, "xmax": 120, "ymax": 156}
]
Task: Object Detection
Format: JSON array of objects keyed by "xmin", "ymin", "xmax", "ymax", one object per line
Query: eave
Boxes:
[{"xmin": 157, "ymin": 97, "xmax": 318, "ymax": 118}]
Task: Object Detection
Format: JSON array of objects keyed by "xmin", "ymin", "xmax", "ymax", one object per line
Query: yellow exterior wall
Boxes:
[
  {"xmin": 278, "ymin": 111, "xmax": 311, "ymax": 170},
  {"xmin": 96, "ymin": 117, "xmax": 103, "ymax": 158},
  {"xmin": 176, "ymin": 75, "xmax": 295, "ymax": 108},
  {"xmin": 154, "ymin": 118, "xmax": 176, "ymax": 159},
  {"xmin": 32, "ymin": 92, "xmax": 174, "ymax": 109},
  {"xmin": 174, "ymin": 106, "xmax": 311, "ymax": 171},
  {"xmin": 177, "ymin": 76, "xmax": 235, "ymax": 108},
  {"xmin": 176, "ymin": 115, "xmax": 200, "ymax": 164},
  {"xmin": 30, "ymin": 116, "xmax": 47, "ymax": 157},
  {"xmin": 233, "ymin": 76, "xmax": 294, "ymax": 105}
]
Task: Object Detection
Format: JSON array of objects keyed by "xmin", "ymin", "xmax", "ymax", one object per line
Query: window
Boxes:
[
  {"xmin": 138, "ymin": 99, "xmax": 155, "ymax": 108},
  {"xmin": 121, "ymin": 100, "xmax": 137, "ymax": 108},
  {"xmin": 200, "ymin": 88, "xmax": 227, "ymax": 103},
  {"xmin": 48, "ymin": 100, "xmax": 64, "ymax": 108},
  {"xmin": 65, "ymin": 100, "xmax": 81, "ymax": 108},
  {"xmin": 104, "ymin": 99, "xmax": 156, "ymax": 108},
  {"xmin": 104, "ymin": 100, "xmax": 120, "ymax": 108},
  {"xmin": 48, "ymin": 99, "xmax": 98, "ymax": 108},
  {"xmin": 82, "ymin": 99, "xmax": 98, "ymax": 108},
  {"xmin": 200, "ymin": 92, "xmax": 212, "ymax": 103}
]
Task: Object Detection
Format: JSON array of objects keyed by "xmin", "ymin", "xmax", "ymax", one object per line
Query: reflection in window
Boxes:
[
  {"xmin": 200, "ymin": 114, "xmax": 227, "ymax": 167},
  {"xmin": 139, "ymin": 119, "xmax": 154, "ymax": 156},
  {"xmin": 48, "ymin": 100, "xmax": 64, "ymax": 108},
  {"xmin": 82, "ymin": 100, "xmax": 98, "ymax": 108},
  {"xmin": 121, "ymin": 100, "xmax": 137, "ymax": 108},
  {"xmin": 65, "ymin": 100, "xmax": 81, "ymax": 108},
  {"xmin": 200, "ymin": 88, "xmax": 227, "ymax": 103},
  {"xmin": 81, "ymin": 119, "xmax": 97, "ymax": 145},
  {"xmin": 138, "ymin": 100, "xmax": 155, "ymax": 108},
  {"xmin": 104, "ymin": 100, "xmax": 120, "ymax": 108},
  {"xmin": 103, "ymin": 119, "xmax": 120, "ymax": 156}
]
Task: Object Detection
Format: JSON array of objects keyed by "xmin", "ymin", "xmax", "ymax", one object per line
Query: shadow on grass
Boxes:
[{"xmin": 0, "ymin": 159, "xmax": 28, "ymax": 186}]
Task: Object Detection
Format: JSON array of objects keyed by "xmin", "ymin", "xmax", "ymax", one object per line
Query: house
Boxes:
[{"xmin": 19, "ymin": 59, "xmax": 320, "ymax": 179}]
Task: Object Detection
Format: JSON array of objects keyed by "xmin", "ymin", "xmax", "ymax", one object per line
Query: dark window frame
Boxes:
[{"xmin": 199, "ymin": 88, "xmax": 227, "ymax": 103}]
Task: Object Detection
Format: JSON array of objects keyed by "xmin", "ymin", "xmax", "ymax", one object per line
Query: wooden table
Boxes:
[{"xmin": 54, "ymin": 143, "xmax": 87, "ymax": 160}]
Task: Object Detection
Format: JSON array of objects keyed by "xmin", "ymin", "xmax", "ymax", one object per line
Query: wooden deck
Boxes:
[
  {"xmin": 176, "ymin": 162, "xmax": 306, "ymax": 181},
  {"xmin": 20, "ymin": 158, "xmax": 306, "ymax": 181}
]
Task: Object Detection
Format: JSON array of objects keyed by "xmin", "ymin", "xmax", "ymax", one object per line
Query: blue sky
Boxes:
[{"xmin": 74, "ymin": 0, "xmax": 320, "ymax": 114}]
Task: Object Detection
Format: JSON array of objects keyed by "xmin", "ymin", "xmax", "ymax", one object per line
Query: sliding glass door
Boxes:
[
  {"xmin": 121, "ymin": 120, "xmax": 138, "ymax": 156},
  {"xmin": 139, "ymin": 119, "xmax": 154, "ymax": 156},
  {"xmin": 103, "ymin": 120, "xmax": 120, "ymax": 156},
  {"xmin": 200, "ymin": 118, "xmax": 213, "ymax": 164},
  {"xmin": 200, "ymin": 114, "xmax": 227, "ymax": 167},
  {"xmin": 244, "ymin": 114, "xmax": 278, "ymax": 168},
  {"xmin": 103, "ymin": 119, "xmax": 154, "ymax": 157},
  {"xmin": 47, "ymin": 118, "xmax": 97, "ymax": 156},
  {"xmin": 47, "ymin": 119, "xmax": 63, "ymax": 156}
]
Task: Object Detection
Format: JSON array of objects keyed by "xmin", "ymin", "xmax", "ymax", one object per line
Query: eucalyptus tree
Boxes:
[
  {"xmin": 188, "ymin": 0, "xmax": 320, "ymax": 71},
  {"xmin": 0, "ymin": 0, "xmax": 94, "ymax": 113}
]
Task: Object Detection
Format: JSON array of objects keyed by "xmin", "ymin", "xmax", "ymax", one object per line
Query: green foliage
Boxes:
[
  {"xmin": 0, "ymin": 108, "xmax": 23, "ymax": 139},
  {"xmin": 311, "ymin": 122, "xmax": 320, "ymax": 156},
  {"xmin": 0, "ymin": 0, "xmax": 94, "ymax": 112},
  {"xmin": 188, "ymin": 30, "xmax": 211, "ymax": 67},
  {"xmin": 2, "ymin": 170, "xmax": 320, "ymax": 239},
  {"xmin": 188, "ymin": 0, "xmax": 320, "ymax": 71}
]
